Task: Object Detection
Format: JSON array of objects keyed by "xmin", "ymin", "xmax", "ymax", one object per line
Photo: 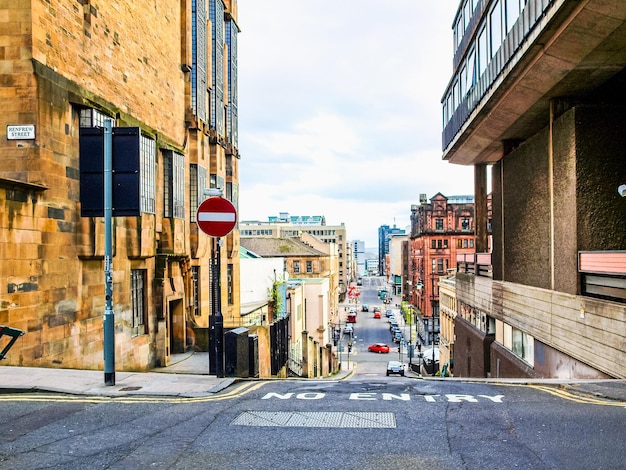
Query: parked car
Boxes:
[
  {"xmin": 392, "ymin": 331, "xmax": 403, "ymax": 343},
  {"xmin": 361, "ymin": 304, "xmax": 369, "ymax": 312},
  {"xmin": 373, "ymin": 311, "xmax": 382, "ymax": 319},
  {"xmin": 344, "ymin": 324, "xmax": 354, "ymax": 335},
  {"xmin": 386, "ymin": 360, "xmax": 405, "ymax": 376},
  {"xmin": 368, "ymin": 343, "xmax": 390, "ymax": 354},
  {"xmin": 385, "ymin": 310, "xmax": 394, "ymax": 317}
]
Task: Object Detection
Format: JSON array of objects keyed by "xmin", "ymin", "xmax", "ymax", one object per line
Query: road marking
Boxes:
[
  {"xmin": 231, "ymin": 411, "xmax": 396, "ymax": 428},
  {"xmin": 528, "ymin": 385, "xmax": 626, "ymax": 408},
  {"xmin": 0, "ymin": 381, "xmax": 267, "ymax": 404}
]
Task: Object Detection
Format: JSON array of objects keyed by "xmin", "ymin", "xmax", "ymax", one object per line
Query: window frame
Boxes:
[{"xmin": 131, "ymin": 269, "xmax": 147, "ymax": 336}]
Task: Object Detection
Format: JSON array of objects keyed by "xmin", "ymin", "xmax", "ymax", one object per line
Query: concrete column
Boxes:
[{"xmin": 474, "ymin": 164, "xmax": 489, "ymax": 254}]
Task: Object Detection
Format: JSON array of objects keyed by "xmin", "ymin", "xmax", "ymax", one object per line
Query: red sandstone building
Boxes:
[{"xmin": 408, "ymin": 193, "xmax": 488, "ymax": 345}]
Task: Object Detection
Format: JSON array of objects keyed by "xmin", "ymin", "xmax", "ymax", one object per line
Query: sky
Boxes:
[{"xmin": 236, "ymin": 1, "xmax": 473, "ymax": 248}]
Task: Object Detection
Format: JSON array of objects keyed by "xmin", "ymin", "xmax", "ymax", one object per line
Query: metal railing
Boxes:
[{"xmin": 456, "ymin": 252, "xmax": 492, "ymax": 278}]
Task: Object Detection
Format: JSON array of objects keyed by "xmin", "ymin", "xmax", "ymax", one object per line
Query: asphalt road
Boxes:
[
  {"xmin": 2, "ymin": 278, "xmax": 624, "ymax": 469},
  {"xmin": 1, "ymin": 376, "xmax": 625, "ymax": 469}
]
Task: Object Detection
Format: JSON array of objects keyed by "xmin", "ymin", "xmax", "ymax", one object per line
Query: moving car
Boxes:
[
  {"xmin": 368, "ymin": 343, "xmax": 390, "ymax": 353},
  {"xmin": 373, "ymin": 311, "xmax": 382, "ymax": 319},
  {"xmin": 386, "ymin": 361, "xmax": 405, "ymax": 376},
  {"xmin": 344, "ymin": 324, "xmax": 354, "ymax": 335},
  {"xmin": 361, "ymin": 304, "xmax": 369, "ymax": 312}
]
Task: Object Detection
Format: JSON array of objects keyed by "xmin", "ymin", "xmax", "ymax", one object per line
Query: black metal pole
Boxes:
[{"xmin": 209, "ymin": 236, "xmax": 224, "ymax": 377}]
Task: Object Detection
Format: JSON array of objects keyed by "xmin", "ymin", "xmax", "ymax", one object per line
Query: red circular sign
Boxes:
[{"xmin": 196, "ymin": 197, "xmax": 237, "ymax": 237}]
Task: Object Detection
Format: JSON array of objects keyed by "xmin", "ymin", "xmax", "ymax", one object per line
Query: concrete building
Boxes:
[
  {"xmin": 378, "ymin": 225, "xmax": 406, "ymax": 276},
  {"xmin": 388, "ymin": 234, "xmax": 408, "ymax": 297},
  {"xmin": 240, "ymin": 217, "xmax": 348, "ymax": 301},
  {"xmin": 443, "ymin": 0, "xmax": 626, "ymax": 378},
  {"xmin": 352, "ymin": 240, "xmax": 366, "ymax": 278},
  {"xmin": 0, "ymin": 0, "xmax": 241, "ymax": 371},
  {"xmin": 408, "ymin": 193, "xmax": 479, "ymax": 345}
]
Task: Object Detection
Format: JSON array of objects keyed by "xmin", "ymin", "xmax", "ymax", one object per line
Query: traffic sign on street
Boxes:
[{"xmin": 196, "ymin": 196, "xmax": 237, "ymax": 237}]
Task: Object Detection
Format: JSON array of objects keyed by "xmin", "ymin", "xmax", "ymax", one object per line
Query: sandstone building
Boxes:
[{"xmin": 1, "ymin": 0, "xmax": 241, "ymax": 371}]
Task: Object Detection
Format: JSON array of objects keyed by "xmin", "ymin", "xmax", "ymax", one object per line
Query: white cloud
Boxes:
[{"xmin": 237, "ymin": 1, "xmax": 473, "ymax": 247}]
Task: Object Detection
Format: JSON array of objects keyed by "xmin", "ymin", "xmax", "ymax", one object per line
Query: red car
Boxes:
[
  {"xmin": 373, "ymin": 311, "xmax": 382, "ymax": 319},
  {"xmin": 368, "ymin": 343, "xmax": 390, "ymax": 354}
]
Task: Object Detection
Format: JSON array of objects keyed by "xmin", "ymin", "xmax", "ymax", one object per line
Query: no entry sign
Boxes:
[{"xmin": 196, "ymin": 197, "xmax": 237, "ymax": 237}]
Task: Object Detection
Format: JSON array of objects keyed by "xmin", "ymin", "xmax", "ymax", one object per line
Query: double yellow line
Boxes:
[
  {"xmin": 0, "ymin": 381, "xmax": 268, "ymax": 404},
  {"xmin": 493, "ymin": 382, "xmax": 626, "ymax": 408}
]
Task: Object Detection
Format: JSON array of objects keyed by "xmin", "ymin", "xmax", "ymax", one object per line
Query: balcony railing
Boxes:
[
  {"xmin": 579, "ymin": 251, "xmax": 626, "ymax": 303},
  {"xmin": 456, "ymin": 252, "xmax": 492, "ymax": 278},
  {"xmin": 443, "ymin": 0, "xmax": 554, "ymax": 152}
]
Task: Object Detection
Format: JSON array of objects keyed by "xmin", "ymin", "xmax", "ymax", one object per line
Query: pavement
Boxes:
[{"xmin": 1, "ymin": 351, "xmax": 626, "ymax": 403}]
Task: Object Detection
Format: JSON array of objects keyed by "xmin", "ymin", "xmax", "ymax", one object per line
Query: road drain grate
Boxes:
[{"xmin": 231, "ymin": 411, "xmax": 396, "ymax": 428}]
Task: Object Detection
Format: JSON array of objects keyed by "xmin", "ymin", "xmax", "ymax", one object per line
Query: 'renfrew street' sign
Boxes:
[{"xmin": 7, "ymin": 125, "xmax": 35, "ymax": 140}]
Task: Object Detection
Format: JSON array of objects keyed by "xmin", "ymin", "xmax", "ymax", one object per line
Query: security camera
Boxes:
[{"xmin": 619, "ymin": 184, "xmax": 626, "ymax": 197}]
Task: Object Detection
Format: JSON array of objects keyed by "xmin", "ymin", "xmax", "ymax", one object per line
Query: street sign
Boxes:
[{"xmin": 196, "ymin": 196, "xmax": 237, "ymax": 237}]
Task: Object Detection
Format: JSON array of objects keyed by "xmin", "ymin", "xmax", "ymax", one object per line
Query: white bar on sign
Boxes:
[{"xmin": 198, "ymin": 212, "xmax": 236, "ymax": 222}]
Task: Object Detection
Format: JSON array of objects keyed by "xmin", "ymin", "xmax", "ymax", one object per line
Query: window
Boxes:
[
  {"xmin": 225, "ymin": 18, "xmax": 238, "ymax": 147},
  {"xmin": 463, "ymin": 239, "xmax": 469, "ymax": 248},
  {"xmin": 140, "ymin": 135, "xmax": 156, "ymax": 214},
  {"xmin": 477, "ymin": 26, "xmax": 488, "ymax": 76},
  {"xmin": 463, "ymin": 1, "xmax": 471, "ymax": 29},
  {"xmin": 191, "ymin": 0, "xmax": 208, "ymax": 122},
  {"xmin": 437, "ymin": 239, "xmax": 443, "ymax": 249},
  {"xmin": 210, "ymin": 0, "xmax": 225, "ymax": 135},
  {"xmin": 458, "ymin": 239, "xmax": 463, "ymax": 249},
  {"xmin": 431, "ymin": 240, "xmax": 437, "ymax": 249},
  {"xmin": 306, "ymin": 261, "xmax": 313, "ymax": 273},
  {"xmin": 462, "ymin": 218, "xmax": 470, "ymax": 230},
  {"xmin": 293, "ymin": 261, "xmax": 300, "ymax": 274},
  {"xmin": 435, "ymin": 219, "xmax": 444, "ymax": 231},
  {"xmin": 191, "ymin": 266, "xmax": 200, "ymax": 316},
  {"xmin": 227, "ymin": 264, "xmax": 233, "ymax": 305},
  {"xmin": 489, "ymin": 0, "xmax": 503, "ymax": 58},
  {"xmin": 79, "ymin": 108, "xmax": 111, "ymax": 127},
  {"xmin": 467, "ymin": 48, "xmax": 476, "ymax": 92},
  {"xmin": 131, "ymin": 269, "xmax": 147, "ymax": 335},
  {"xmin": 437, "ymin": 259, "xmax": 444, "ymax": 274},
  {"xmin": 512, "ymin": 328, "xmax": 534, "ymax": 365},
  {"xmin": 164, "ymin": 150, "xmax": 185, "ymax": 219},
  {"xmin": 460, "ymin": 65, "xmax": 467, "ymax": 98},
  {"xmin": 444, "ymin": 240, "xmax": 449, "ymax": 249},
  {"xmin": 470, "ymin": 239, "xmax": 474, "ymax": 248},
  {"xmin": 190, "ymin": 164, "xmax": 207, "ymax": 222},
  {"xmin": 505, "ymin": 0, "xmax": 521, "ymax": 33}
]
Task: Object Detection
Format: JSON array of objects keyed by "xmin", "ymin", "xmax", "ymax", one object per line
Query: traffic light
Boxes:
[{"xmin": 348, "ymin": 342, "xmax": 353, "ymax": 352}]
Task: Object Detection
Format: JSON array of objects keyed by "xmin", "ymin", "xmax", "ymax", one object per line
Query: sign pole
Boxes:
[
  {"xmin": 103, "ymin": 119, "xmax": 115, "ymax": 385},
  {"xmin": 196, "ymin": 192, "xmax": 236, "ymax": 378},
  {"xmin": 210, "ymin": 236, "xmax": 224, "ymax": 378}
]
